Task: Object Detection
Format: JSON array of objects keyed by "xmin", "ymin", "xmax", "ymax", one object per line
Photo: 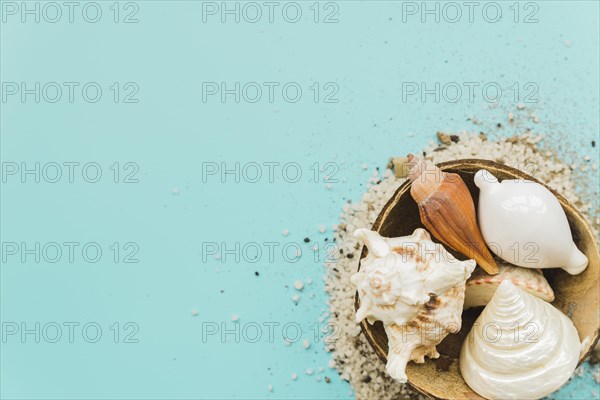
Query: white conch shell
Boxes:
[
  {"xmin": 352, "ymin": 228, "xmax": 476, "ymax": 383},
  {"xmin": 460, "ymin": 281, "xmax": 581, "ymax": 400},
  {"xmin": 474, "ymin": 169, "xmax": 588, "ymax": 275},
  {"xmin": 464, "ymin": 260, "xmax": 554, "ymax": 309}
]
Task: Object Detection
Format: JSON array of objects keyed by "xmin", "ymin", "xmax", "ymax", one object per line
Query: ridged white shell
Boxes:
[
  {"xmin": 352, "ymin": 228, "xmax": 475, "ymax": 383},
  {"xmin": 464, "ymin": 261, "xmax": 554, "ymax": 309},
  {"xmin": 460, "ymin": 280, "xmax": 580, "ymax": 399}
]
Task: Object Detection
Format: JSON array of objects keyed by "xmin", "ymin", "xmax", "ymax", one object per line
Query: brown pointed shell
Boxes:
[{"xmin": 407, "ymin": 155, "xmax": 499, "ymax": 274}]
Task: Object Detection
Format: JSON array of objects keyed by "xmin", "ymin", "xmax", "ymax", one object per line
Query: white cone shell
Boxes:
[{"xmin": 460, "ymin": 281, "xmax": 580, "ymax": 400}]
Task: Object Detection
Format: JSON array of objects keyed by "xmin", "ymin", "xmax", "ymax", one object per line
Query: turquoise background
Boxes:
[{"xmin": 1, "ymin": 1, "xmax": 599, "ymax": 399}]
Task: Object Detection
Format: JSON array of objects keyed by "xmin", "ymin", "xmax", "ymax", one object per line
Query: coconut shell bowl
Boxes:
[{"xmin": 355, "ymin": 159, "xmax": 600, "ymax": 399}]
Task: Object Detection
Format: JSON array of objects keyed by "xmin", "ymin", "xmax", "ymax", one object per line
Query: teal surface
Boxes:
[{"xmin": 1, "ymin": 1, "xmax": 599, "ymax": 399}]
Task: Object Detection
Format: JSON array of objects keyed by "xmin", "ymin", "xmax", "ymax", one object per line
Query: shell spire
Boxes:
[{"xmin": 407, "ymin": 155, "xmax": 499, "ymax": 274}]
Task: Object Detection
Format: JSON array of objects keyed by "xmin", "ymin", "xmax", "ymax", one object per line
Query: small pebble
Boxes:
[
  {"xmin": 389, "ymin": 156, "xmax": 410, "ymax": 178},
  {"xmin": 316, "ymin": 377, "xmax": 321, "ymax": 382},
  {"xmin": 268, "ymin": 384, "xmax": 273, "ymax": 392},
  {"xmin": 231, "ymin": 314, "xmax": 239, "ymax": 322},
  {"xmin": 282, "ymin": 229, "xmax": 289, "ymax": 236},
  {"xmin": 436, "ymin": 131, "xmax": 452, "ymax": 145},
  {"xmin": 318, "ymin": 224, "xmax": 327, "ymax": 233},
  {"xmin": 172, "ymin": 188, "xmax": 180, "ymax": 195},
  {"xmin": 325, "ymin": 376, "xmax": 331, "ymax": 383},
  {"xmin": 304, "ymin": 237, "xmax": 310, "ymax": 243},
  {"xmin": 361, "ymin": 163, "xmax": 368, "ymax": 170},
  {"xmin": 517, "ymin": 103, "xmax": 525, "ymax": 110},
  {"xmin": 291, "ymin": 373, "xmax": 298, "ymax": 380},
  {"xmin": 328, "ymin": 359, "xmax": 336, "ymax": 368},
  {"xmin": 303, "ymin": 339, "xmax": 311, "ymax": 349},
  {"xmin": 306, "ymin": 368, "xmax": 314, "ymax": 375},
  {"xmin": 292, "ymin": 294, "xmax": 300, "ymax": 303},
  {"xmin": 584, "ymin": 155, "xmax": 591, "ymax": 161},
  {"xmin": 306, "ymin": 278, "xmax": 313, "ymax": 285},
  {"xmin": 508, "ymin": 112, "xmax": 514, "ymax": 122},
  {"xmin": 326, "ymin": 183, "xmax": 333, "ymax": 189},
  {"xmin": 255, "ymin": 271, "xmax": 259, "ymax": 276},
  {"xmin": 191, "ymin": 310, "xmax": 199, "ymax": 316},
  {"xmin": 294, "ymin": 280, "xmax": 304, "ymax": 291}
]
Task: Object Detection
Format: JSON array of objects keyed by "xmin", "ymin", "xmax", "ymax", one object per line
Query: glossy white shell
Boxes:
[
  {"xmin": 460, "ymin": 281, "xmax": 581, "ymax": 400},
  {"xmin": 474, "ymin": 170, "xmax": 588, "ymax": 275},
  {"xmin": 352, "ymin": 228, "xmax": 475, "ymax": 383}
]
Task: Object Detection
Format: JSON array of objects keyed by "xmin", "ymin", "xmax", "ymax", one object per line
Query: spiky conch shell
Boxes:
[{"xmin": 351, "ymin": 228, "xmax": 476, "ymax": 383}]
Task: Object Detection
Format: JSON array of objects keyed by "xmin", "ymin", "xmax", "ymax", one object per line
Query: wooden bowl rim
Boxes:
[{"xmin": 355, "ymin": 158, "xmax": 600, "ymax": 399}]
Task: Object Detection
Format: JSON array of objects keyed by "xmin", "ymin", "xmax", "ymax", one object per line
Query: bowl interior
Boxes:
[{"xmin": 356, "ymin": 159, "xmax": 600, "ymax": 400}]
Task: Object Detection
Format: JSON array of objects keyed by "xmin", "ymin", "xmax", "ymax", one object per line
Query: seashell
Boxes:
[
  {"xmin": 351, "ymin": 228, "xmax": 475, "ymax": 383},
  {"xmin": 464, "ymin": 260, "xmax": 554, "ymax": 309},
  {"xmin": 407, "ymin": 155, "xmax": 499, "ymax": 275},
  {"xmin": 460, "ymin": 280, "xmax": 581, "ymax": 399},
  {"xmin": 474, "ymin": 169, "xmax": 588, "ymax": 275}
]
